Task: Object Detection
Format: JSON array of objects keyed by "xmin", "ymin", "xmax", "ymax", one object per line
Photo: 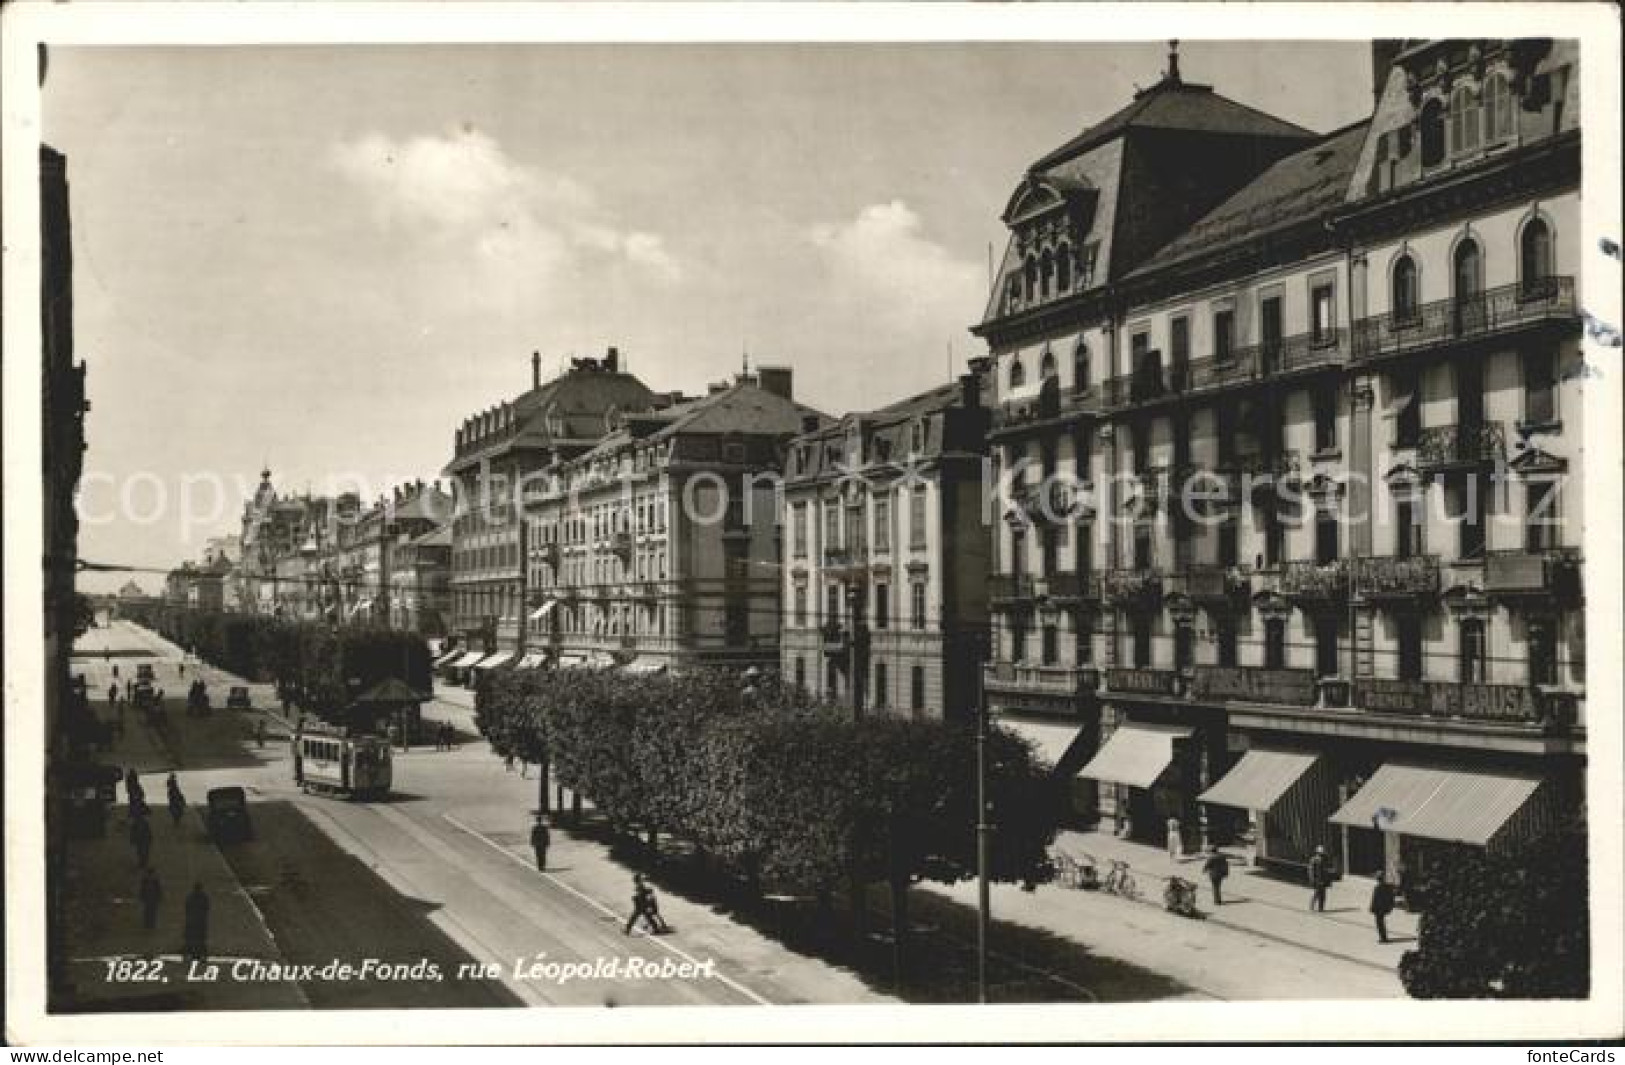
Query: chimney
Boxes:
[
  {"xmin": 532, "ymin": 351, "xmax": 541, "ymax": 388},
  {"xmin": 1371, "ymin": 40, "xmax": 1406, "ymax": 107},
  {"xmin": 756, "ymin": 365, "xmax": 793, "ymax": 401},
  {"xmin": 959, "ymin": 371, "xmax": 982, "ymax": 410},
  {"xmin": 605, "ymin": 346, "xmax": 620, "ymax": 374},
  {"xmin": 800, "ymin": 414, "xmax": 822, "ymax": 434}
]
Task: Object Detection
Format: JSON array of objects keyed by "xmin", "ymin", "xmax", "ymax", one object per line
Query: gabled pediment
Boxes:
[
  {"xmin": 1384, "ymin": 462, "xmax": 1425, "ymax": 495},
  {"xmin": 1507, "ymin": 444, "xmax": 1568, "ymax": 476}
]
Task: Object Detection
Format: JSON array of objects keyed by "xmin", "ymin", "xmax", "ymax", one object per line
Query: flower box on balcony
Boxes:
[
  {"xmin": 1279, "ymin": 559, "xmax": 1350, "ymax": 602},
  {"xmin": 1101, "ymin": 570, "xmax": 1161, "ymax": 609},
  {"xmin": 1352, "ymin": 555, "xmax": 1441, "ymax": 599}
]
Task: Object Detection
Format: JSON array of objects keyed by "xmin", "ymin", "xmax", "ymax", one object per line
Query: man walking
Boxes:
[
  {"xmin": 1202, "ymin": 848, "xmax": 1230, "ymax": 906},
  {"xmin": 529, "ymin": 815, "xmax": 551, "ymax": 871},
  {"xmin": 166, "ymin": 773, "xmax": 187, "ymax": 829},
  {"xmin": 183, "ymin": 882, "xmax": 210, "ymax": 964},
  {"xmin": 623, "ymin": 874, "xmax": 670, "ymax": 935},
  {"xmin": 1165, "ymin": 816, "xmax": 1183, "ymax": 861},
  {"xmin": 1308, "ymin": 845, "xmax": 1333, "ymax": 912},
  {"xmin": 130, "ymin": 812, "xmax": 153, "ymax": 868},
  {"xmin": 1370, "ymin": 870, "xmax": 1397, "ymax": 943},
  {"xmin": 138, "ymin": 868, "xmax": 163, "ymax": 930}
]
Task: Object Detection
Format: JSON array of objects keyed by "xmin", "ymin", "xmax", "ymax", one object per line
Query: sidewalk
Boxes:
[{"xmin": 1055, "ymin": 829, "xmax": 1418, "ymax": 972}]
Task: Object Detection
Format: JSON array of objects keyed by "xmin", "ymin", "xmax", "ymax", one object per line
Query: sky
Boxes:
[{"xmin": 43, "ymin": 41, "xmax": 1374, "ymax": 591}]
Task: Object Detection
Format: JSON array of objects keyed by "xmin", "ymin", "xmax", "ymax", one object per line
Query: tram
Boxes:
[{"xmin": 292, "ymin": 721, "xmax": 393, "ymax": 799}]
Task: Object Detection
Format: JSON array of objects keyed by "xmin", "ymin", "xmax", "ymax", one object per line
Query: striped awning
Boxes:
[
  {"xmin": 432, "ymin": 648, "xmax": 464, "ymax": 667},
  {"xmin": 998, "ymin": 715, "xmax": 1089, "ymax": 771},
  {"xmin": 1330, "ymin": 764, "xmax": 1547, "ymax": 847},
  {"xmin": 474, "ymin": 651, "xmax": 515, "ymax": 670},
  {"xmin": 515, "ymin": 653, "xmax": 546, "ymax": 670},
  {"xmin": 622, "ymin": 659, "xmax": 668, "ymax": 675},
  {"xmin": 1200, "ymin": 750, "xmax": 1322, "ymax": 812},
  {"xmin": 555, "ymin": 653, "xmax": 587, "ymax": 669},
  {"xmin": 450, "ymin": 651, "xmax": 486, "ymax": 669},
  {"xmin": 529, "ymin": 600, "xmax": 557, "ymax": 621},
  {"xmin": 584, "ymin": 652, "xmax": 618, "ymax": 671},
  {"xmin": 1077, "ymin": 723, "xmax": 1192, "ymax": 789}
]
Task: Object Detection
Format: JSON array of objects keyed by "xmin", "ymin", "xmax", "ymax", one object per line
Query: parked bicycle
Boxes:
[
  {"xmin": 1163, "ymin": 876, "xmax": 1202, "ymax": 918},
  {"xmin": 1101, "ymin": 859, "xmax": 1139, "ymax": 900}
]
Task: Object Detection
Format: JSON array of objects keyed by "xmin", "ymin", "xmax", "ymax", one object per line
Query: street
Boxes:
[{"xmin": 64, "ymin": 621, "xmax": 878, "ymax": 1008}]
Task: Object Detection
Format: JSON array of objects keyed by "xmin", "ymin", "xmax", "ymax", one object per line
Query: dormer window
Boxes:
[
  {"xmin": 1450, "ymin": 85, "xmax": 1481, "ymax": 155},
  {"xmin": 1420, "ymin": 98, "xmax": 1446, "ymax": 167},
  {"xmin": 1009, "ymin": 357, "xmax": 1026, "ymax": 390},
  {"xmin": 1040, "ymin": 349, "xmax": 1058, "ymax": 380},
  {"xmin": 1484, "ymin": 72, "xmax": 1514, "ymax": 142}
]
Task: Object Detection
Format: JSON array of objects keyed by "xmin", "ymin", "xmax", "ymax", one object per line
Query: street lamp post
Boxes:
[{"xmin": 976, "ymin": 671, "xmax": 991, "ymax": 1004}]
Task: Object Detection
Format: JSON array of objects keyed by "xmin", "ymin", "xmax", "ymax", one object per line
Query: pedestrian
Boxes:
[
  {"xmin": 504, "ymin": 752, "xmax": 516, "ymax": 773},
  {"xmin": 166, "ymin": 773, "xmax": 186, "ymax": 828},
  {"xmin": 113, "ymin": 663, "xmax": 120, "ymax": 679},
  {"xmin": 623, "ymin": 874, "xmax": 670, "ymax": 935},
  {"xmin": 1308, "ymin": 845, "xmax": 1333, "ymax": 912},
  {"xmin": 138, "ymin": 868, "xmax": 163, "ymax": 930},
  {"xmin": 1166, "ymin": 815, "xmax": 1183, "ymax": 861},
  {"xmin": 444, "ymin": 723, "xmax": 457, "ymax": 751},
  {"xmin": 255, "ymin": 718, "xmax": 267, "ymax": 749},
  {"xmin": 108, "ymin": 682, "xmax": 119, "ymax": 708},
  {"xmin": 183, "ymin": 882, "xmax": 210, "ymax": 964},
  {"xmin": 178, "ymin": 661, "xmax": 186, "ymax": 678},
  {"xmin": 1370, "ymin": 870, "xmax": 1397, "ymax": 943},
  {"xmin": 529, "ymin": 815, "xmax": 551, "ymax": 871},
  {"xmin": 124, "ymin": 768, "xmax": 142, "ymax": 806},
  {"xmin": 1202, "ymin": 848, "xmax": 1230, "ymax": 906},
  {"xmin": 130, "ymin": 813, "xmax": 153, "ymax": 868}
]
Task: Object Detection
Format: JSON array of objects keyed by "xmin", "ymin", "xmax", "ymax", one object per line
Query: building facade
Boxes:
[
  {"xmin": 974, "ymin": 40, "xmax": 1584, "ymax": 885},
  {"xmin": 445, "ymin": 349, "xmax": 661, "ymax": 654},
  {"xmin": 526, "ymin": 368, "xmax": 826, "ymax": 672},
  {"xmin": 780, "ymin": 369, "xmax": 992, "ymax": 720}
]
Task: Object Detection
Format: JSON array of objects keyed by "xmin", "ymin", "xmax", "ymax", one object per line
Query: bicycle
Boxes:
[{"xmin": 1101, "ymin": 858, "xmax": 1140, "ymax": 901}]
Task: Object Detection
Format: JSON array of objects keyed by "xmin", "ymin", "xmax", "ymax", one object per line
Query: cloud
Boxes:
[{"xmin": 328, "ymin": 128, "xmax": 684, "ymax": 288}]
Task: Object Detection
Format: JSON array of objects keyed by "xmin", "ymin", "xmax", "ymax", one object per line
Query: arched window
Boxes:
[
  {"xmin": 1073, "ymin": 342, "xmax": 1091, "ymax": 393},
  {"xmin": 1007, "ymin": 274, "xmax": 1023, "ymax": 309},
  {"xmin": 1483, "ymin": 73, "xmax": 1513, "ymax": 143},
  {"xmin": 1023, "ymin": 256, "xmax": 1038, "ymax": 298},
  {"xmin": 1454, "ymin": 238, "xmax": 1482, "ymax": 297},
  {"xmin": 1392, "ymin": 253, "xmax": 1419, "ymax": 322},
  {"xmin": 1520, "ymin": 217, "xmax": 1554, "ymax": 296},
  {"xmin": 1056, "ymin": 244, "xmax": 1073, "ymax": 292},
  {"xmin": 1420, "ymin": 99, "xmax": 1446, "ymax": 168},
  {"xmin": 1040, "ymin": 349, "xmax": 1058, "ymax": 380},
  {"xmin": 1009, "ymin": 357, "xmax": 1026, "ymax": 390},
  {"xmin": 1039, "ymin": 250, "xmax": 1054, "ymax": 299},
  {"xmin": 1450, "ymin": 85, "xmax": 1481, "ymax": 154}
]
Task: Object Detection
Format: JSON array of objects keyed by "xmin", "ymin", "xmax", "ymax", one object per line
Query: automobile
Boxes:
[
  {"xmin": 226, "ymin": 685, "xmax": 252, "ymax": 709},
  {"xmin": 136, "ymin": 663, "xmax": 156, "ymax": 682},
  {"xmin": 204, "ymin": 786, "xmax": 253, "ymax": 843}
]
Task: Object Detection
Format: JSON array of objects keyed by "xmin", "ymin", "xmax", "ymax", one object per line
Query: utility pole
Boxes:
[{"xmin": 976, "ymin": 667, "xmax": 991, "ymax": 1004}]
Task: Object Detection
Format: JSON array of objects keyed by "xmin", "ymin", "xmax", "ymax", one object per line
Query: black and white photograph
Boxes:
[{"xmin": 4, "ymin": 1, "xmax": 1621, "ymax": 1047}]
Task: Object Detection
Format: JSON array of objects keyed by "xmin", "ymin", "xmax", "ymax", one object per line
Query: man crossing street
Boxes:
[{"xmin": 529, "ymin": 815, "xmax": 551, "ymax": 871}]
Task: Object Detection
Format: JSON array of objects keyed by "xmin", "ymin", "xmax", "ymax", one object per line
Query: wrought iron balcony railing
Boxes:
[
  {"xmin": 1101, "ymin": 570, "xmax": 1162, "ymax": 609},
  {"xmin": 1278, "ymin": 559, "xmax": 1351, "ymax": 602},
  {"xmin": 1167, "ymin": 565, "xmax": 1251, "ymax": 604},
  {"xmin": 982, "ymin": 663, "xmax": 1097, "ymax": 696},
  {"xmin": 1351, "ymin": 277, "xmax": 1577, "ymax": 364},
  {"xmin": 1098, "ymin": 328, "xmax": 1348, "ymax": 412},
  {"xmin": 1484, "ymin": 548, "xmax": 1583, "ymax": 599},
  {"xmin": 1046, "ymin": 571, "xmax": 1101, "ymax": 603},
  {"xmin": 1415, "ymin": 421, "xmax": 1506, "ymax": 471},
  {"xmin": 989, "ymin": 574, "xmax": 1037, "ymax": 606},
  {"xmin": 1351, "ymin": 554, "xmax": 1441, "ymax": 599}
]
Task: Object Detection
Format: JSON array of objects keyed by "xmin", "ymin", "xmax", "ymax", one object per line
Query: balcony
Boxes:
[
  {"xmin": 1351, "ymin": 277, "xmax": 1577, "ymax": 365},
  {"xmin": 1047, "ymin": 571, "xmax": 1101, "ymax": 604},
  {"xmin": 1192, "ymin": 666, "xmax": 1318, "ymax": 706},
  {"xmin": 1278, "ymin": 559, "xmax": 1351, "ymax": 603},
  {"xmin": 1351, "ymin": 554, "xmax": 1441, "ymax": 600},
  {"xmin": 1415, "ymin": 422, "xmax": 1506, "ymax": 472},
  {"xmin": 537, "ymin": 542, "xmax": 560, "ymax": 569},
  {"xmin": 1352, "ymin": 678, "xmax": 1564, "ymax": 727},
  {"xmin": 989, "ymin": 574, "xmax": 1037, "ymax": 608},
  {"xmin": 1098, "ymin": 328, "xmax": 1348, "ymax": 413},
  {"xmin": 821, "ymin": 621, "xmax": 849, "ymax": 658},
  {"xmin": 1484, "ymin": 548, "xmax": 1582, "ymax": 600},
  {"xmin": 1101, "ymin": 570, "xmax": 1162, "ymax": 611},
  {"xmin": 611, "ymin": 531, "xmax": 634, "ymax": 559},
  {"xmin": 1104, "ymin": 667, "xmax": 1186, "ymax": 698},
  {"xmin": 1165, "ymin": 565, "xmax": 1250, "ymax": 605},
  {"xmin": 983, "ymin": 663, "xmax": 1097, "ymax": 697}
]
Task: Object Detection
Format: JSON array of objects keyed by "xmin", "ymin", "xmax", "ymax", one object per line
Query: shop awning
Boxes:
[
  {"xmin": 432, "ymin": 648, "xmax": 464, "ymax": 667},
  {"xmin": 529, "ymin": 601, "xmax": 557, "ymax": 621},
  {"xmin": 450, "ymin": 651, "xmax": 486, "ymax": 669},
  {"xmin": 622, "ymin": 659, "xmax": 668, "ymax": 675},
  {"xmin": 474, "ymin": 651, "xmax": 515, "ymax": 670},
  {"xmin": 584, "ymin": 652, "xmax": 618, "ymax": 671},
  {"xmin": 513, "ymin": 653, "xmax": 543, "ymax": 670},
  {"xmin": 1200, "ymin": 749, "xmax": 1323, "ymax": 812},
  {"xmin": 349, "ymin": 598, "xmax": 372, "ymax": 616},
  {"xmin": 1330, "ymin": 764, "xmax": 1547, "ymax": 847},
  {"xmin": 1077, "ymin": 723, "xmax": 1192, "ymax": 789},
  {"xmin": 997, "ymin": 714, "xmax": 1089, "ymax": 771},
  {"xmin": 556, "ymin": 653, "xmax": 587, "ymax": 669}
]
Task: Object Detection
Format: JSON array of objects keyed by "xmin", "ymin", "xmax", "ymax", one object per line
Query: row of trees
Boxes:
[
  {"xmin": 475, "ymin": 667, "xmax": 1062, "ymax": 976},
  {"xmin": 127, "ymin": 604, "xmax": 432, "ymax": 727}
]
